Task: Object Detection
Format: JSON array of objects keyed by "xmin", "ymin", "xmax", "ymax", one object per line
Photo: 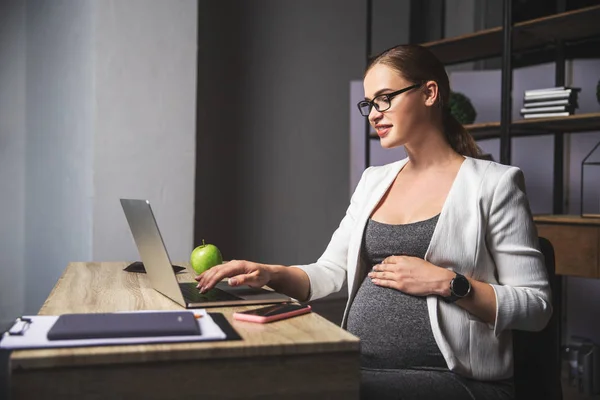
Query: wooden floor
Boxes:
[
  {"xmin": 563, "ymin": 384, "xmax": 600, "ymax": 400},
  {"xmin": 561, "ymin": 360, "xmax": 600, "ymax": 400}
]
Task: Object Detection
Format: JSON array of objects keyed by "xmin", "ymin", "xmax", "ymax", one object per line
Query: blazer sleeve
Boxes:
[
  {"xmin": 293, "ymin": 167, "xmax": 372, "ymax": 301},
  {"xmin": 486, "ymin": 167, "xmax": 553, "ymax": 336}
]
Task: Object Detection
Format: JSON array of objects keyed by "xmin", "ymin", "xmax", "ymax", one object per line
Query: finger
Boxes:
[
  {"xmin": 195, "ymin": 263, "xmax": 225, "ymax": 281},
  {"xmin": 198, "ymin": 265, "xmax": 230, "ymax": 291},
  {"xmin": 203, "ymin": 261, "xmax": 248, "ymax": 291},
  {"xmin": 228, "ymin": 270, "xmax": 260, "ymax": 287},
  {"xmin": 371, "ymin": 277, "xmax": 401, "ymax": 291},
  {"xmin": 368, "ymin": 271, "xmax": 392, "ymax": 280},
  {"xmin": 200, "ymin": 262, "xmax": 247, "ymax": 292},
  {"xmin": 372, "ymin": 263, "xmax": 388, "ymax": 272},
  {"xmin": 195, "ymin": 269, "xmax": 212, "ymax": 281},
  {"xmin": 198, "ymin": 260, "xmax": 239, "ymax": 287},
  {"xmin": 198, "ymin": 268, "xmax": 222, "ymax": 291},
  {"xmin": 372, "ymin": 263, "xmax": 400, "ymax": 272},
  {"xmin": 195, "ymin": 264, "xmax": 219, "ymax": 285},
  {"xmin": 385, "ymin": 254, "xmax": 406, "ymax": 264}
]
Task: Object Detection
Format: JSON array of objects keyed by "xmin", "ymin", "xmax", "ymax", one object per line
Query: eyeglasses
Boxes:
[{"xmin": 357, "ymin": 83, "xmax": 422, "ymax": 117}]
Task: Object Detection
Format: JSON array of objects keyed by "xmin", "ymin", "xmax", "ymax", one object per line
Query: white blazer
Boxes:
[{"xmin": 295, "ymin": 156, "xmax": 552, "ymax": 381}]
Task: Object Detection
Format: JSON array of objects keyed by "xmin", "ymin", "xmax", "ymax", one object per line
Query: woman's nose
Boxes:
[{"xmin": 369, "ymin": 107, "xmax": 383, "ymax": 124}]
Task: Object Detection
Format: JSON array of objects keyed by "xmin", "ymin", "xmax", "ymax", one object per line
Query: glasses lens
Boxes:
[
  {"xmin": 358, "ymin": 101, "xmax": 371, "ymax": 116},
  {"xmin": 373, "ymin": 96, "xmax": 390, "ymax": 112}
]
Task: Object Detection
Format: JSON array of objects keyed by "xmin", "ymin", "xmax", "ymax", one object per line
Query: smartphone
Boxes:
[{"xmin": 233, "ymin": 303, "xmax": 312, "ymax": 323}]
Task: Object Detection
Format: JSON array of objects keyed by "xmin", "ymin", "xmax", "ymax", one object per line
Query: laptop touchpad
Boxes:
[{"xmin": 215, "ymin": 281, "xmax": 287, "ymax": 300}]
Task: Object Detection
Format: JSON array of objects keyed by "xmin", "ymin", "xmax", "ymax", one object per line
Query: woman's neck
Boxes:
[{"xmin": 403, "ymin": 127, "xmax": 462, "ymax": 171}]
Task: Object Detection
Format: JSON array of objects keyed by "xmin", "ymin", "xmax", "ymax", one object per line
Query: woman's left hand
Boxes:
[{"xmin": 368, "ymin": 255, "xmax": 454, "ymax": 297}]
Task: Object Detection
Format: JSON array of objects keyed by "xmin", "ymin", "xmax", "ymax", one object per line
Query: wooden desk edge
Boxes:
[
  {"xmin": 534, "ymin": 214, "xmax": 600, "ymax": 226},
  {"xmin": 10, "ymin": 338, "xmax": 360, "ymax": 370},
  {"xmin": 533, "ymin": 214, "xmax": 600, "ymax": 279}
]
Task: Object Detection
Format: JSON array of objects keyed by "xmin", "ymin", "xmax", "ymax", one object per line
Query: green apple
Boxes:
[{"xmin": 190, "ymin": 240, "xmax": 223, "ymax": 275}]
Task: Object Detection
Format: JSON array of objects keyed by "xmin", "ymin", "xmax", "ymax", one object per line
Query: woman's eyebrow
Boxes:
[{"xmin": 364, "ymin": 88, "xmax": 393, "ymax": 101}]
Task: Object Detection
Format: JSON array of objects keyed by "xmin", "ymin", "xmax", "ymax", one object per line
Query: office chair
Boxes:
[{"xmin": 512, "ymin": 237, "xmax": 563, "ymax": 400}]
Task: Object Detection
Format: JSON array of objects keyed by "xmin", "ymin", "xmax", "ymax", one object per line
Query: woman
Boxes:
[{"xmin": 195, "ymin": 44, "xmax": 552, "ymax": 400}]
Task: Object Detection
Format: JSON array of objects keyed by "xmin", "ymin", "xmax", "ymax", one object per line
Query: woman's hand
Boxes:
[
  {"xmin": 369, "ymin": 255, "xmax": 498, "ymax": 324},
  {"xmin": 194, "ymin": 260, "xmax": 271, "ymax": 293},
  {"xmin": 368, "ymin": 255, "xmax": 454, "ymax": 297}
]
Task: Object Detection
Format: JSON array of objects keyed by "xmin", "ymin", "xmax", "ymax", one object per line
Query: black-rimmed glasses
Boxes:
[{"xmin": 357, "ymin": 83, "xmax": 422, "ymax": 117}]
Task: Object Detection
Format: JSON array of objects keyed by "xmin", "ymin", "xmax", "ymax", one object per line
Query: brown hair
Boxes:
[{"xmin": 367, "ymin": 44, "xmax": 481, "ymax": 158}]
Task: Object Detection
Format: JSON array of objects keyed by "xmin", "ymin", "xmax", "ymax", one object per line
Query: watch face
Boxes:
[{"xmin": 452, "ymin": 275, "xmax": 470, "ymax": 297}]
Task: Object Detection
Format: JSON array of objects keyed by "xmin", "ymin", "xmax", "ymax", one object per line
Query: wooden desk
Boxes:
[
  {"xmin": 9, "ymin": 262, "xmax": 360, "ymax": 399},
  {"xmin": 534, "ymin": 215, "xmax": 600, "ymax": 279}
]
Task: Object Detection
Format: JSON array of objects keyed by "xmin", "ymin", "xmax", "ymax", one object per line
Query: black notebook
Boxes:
[{"xmin": 47, "ymin": 311, "xmax": 200, "ymax": 341}]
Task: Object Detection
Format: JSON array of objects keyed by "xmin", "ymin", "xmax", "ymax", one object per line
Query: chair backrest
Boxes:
[{"xmin": 512, "ymin": 237, "xmax": 563, "ymax": 400}]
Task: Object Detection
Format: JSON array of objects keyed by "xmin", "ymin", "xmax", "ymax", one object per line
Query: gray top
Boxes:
[{"xmin": 346, "ymin": 214, "xmax": 448, "ymax": 370}]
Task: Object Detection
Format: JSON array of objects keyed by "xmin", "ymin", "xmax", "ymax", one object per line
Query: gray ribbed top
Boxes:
[{"xmin": 346, "ymin": 214, "xmax": 448, "ymax": 370}]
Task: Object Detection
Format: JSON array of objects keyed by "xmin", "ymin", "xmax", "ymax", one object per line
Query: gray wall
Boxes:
[
  {"xmin": 371, "ymin": 0, "xmax": 411, "ymax": 55},
  {"xmin": 0, "ymin": 0, "xmax": 197, "ymax": 320},
  {"xmin": 196, "ymin": 1, "xmax": 366, "ymax": 283},
  {"xmin": 24, "ymin": 0, "xmax": 95, "ymax": 314},
  {"xmin": 92, "ymin": 0, "xmax": 197, "ymax": 263},
  {"xmin": 0, "ymin": 0, "xmax": 26, "ymax": 328},
  {"xmin": 445, "ymin": 0, "xmax": 478, "ymax": 72}
]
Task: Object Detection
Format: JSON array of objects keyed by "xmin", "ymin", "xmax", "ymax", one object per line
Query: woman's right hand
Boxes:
[{"xmin": 194, "ymin": 260, "xmax": 272, "ymax": 293}]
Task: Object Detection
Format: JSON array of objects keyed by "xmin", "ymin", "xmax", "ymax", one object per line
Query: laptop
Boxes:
[{"xmin": 120, "ymin": 199, "xmax": 292, "ymax": 308}]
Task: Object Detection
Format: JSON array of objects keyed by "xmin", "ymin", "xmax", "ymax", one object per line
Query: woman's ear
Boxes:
[{"xmin": 422, "ymin": 81, "xmax": 439, "ymax": 107}]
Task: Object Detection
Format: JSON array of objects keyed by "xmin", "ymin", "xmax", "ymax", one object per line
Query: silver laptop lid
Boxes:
[{"xmin": 120, "ymin": 199, "xmax": 187, "ymax": 307}]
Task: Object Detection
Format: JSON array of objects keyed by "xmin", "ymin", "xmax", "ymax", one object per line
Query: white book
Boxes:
[
  {"xmin": 520, "ymin": 105, "xmax": 570, "ymax": 113},
  {"xmin": 523, "ymin": 99, "xmax": 572, "ymax": 107},
  {"xmin": 522, "ymin": 112, "xmax": 571, "ymax": 119},
  {"xmin": 524, "ymin": 91, "xmax": 576, "ymax": 101},
  {"xmin": 524, "ymin": 86, "xmax": 580, "ymax": 96},
  {"xmin": 524, "ymin": 86, "xmax": 566, "ymax": 95}
]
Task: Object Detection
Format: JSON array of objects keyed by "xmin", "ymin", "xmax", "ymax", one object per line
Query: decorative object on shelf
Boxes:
[
  {"xmin": 596, "ymin": 79, "xmax": 600, "ymax": 105},
  {"xmin": 563, "ymin": 336, "xmax": 600, "ymax": 396},
  {"xmin": 580, "ymin": 140, "xmax": 600, "ymax": 218},
  {"xmin": 448, "ymin": 91, "xmax": 476, "ymax": 125},
  {"xmin": 520, "ymin": 86, "xmax": 581, "ymax": 119}
]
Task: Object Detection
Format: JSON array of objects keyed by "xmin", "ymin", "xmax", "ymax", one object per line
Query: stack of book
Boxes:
[{"xmin": 520, "ymin": 86, "xmax": 580, "ymax": 119}]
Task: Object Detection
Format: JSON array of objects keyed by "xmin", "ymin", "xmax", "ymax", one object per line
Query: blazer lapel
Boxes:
[{"xmin": 424, "ymin": 157, "xmax": 477, "ymax": 275}]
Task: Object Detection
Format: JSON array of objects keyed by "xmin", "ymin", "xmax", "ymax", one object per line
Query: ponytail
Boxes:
[{"xmin": 442, "ymin": 109, "xmax": 481, "ymax": 158}]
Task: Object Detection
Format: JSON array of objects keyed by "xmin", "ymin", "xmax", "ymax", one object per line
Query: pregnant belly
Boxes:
[{"xmin": 346, "ymin": 277, "xmax": 447, "ymax": 370}]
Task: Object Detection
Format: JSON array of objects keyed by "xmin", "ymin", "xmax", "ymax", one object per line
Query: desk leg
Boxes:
[
  {"xmin": 11, "ymin": 351, "xmax": 360, "ymax": 400},
  {"xmin": 1, "ymin": 350, "xmax": 10, "ymax": 400}
]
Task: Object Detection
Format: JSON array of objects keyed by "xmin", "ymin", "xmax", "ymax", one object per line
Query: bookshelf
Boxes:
[
  {"xmin": 419, "ymin": 4, "xmax": 600, "ymax": 66},
  {"xmin": 470, "ymin": 112, "xmax": 600, "ymax": 139}
]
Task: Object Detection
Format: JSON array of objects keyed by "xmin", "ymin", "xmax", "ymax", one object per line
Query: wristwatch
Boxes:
[{"xmin": 443, "ymin": 272, "xmax": 471, "ymax": 303}]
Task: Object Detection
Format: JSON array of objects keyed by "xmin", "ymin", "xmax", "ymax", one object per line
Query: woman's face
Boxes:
[{"xmin": 363, "ymin": 63, "xmax": 434, "ymax": 149}]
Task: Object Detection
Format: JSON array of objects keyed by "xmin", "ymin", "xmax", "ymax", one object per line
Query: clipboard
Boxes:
[{"xmin": 0, "ymin": 310, "xmax": 235, "ymax": 350}]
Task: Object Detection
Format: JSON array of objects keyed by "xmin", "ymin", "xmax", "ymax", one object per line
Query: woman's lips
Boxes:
[{"xmin": 375, "ymin": 125, "xmax": 392, "ymax": 138}]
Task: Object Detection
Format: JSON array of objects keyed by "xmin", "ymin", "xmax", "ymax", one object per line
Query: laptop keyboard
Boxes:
[{"xmin": 179, "ymin": 282, "xmax": 240, "ymax": 302}]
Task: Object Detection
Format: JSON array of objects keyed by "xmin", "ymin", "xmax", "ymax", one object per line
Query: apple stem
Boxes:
[{"xmin": 202, "ymin": 239, "xmax": 205, "ymax": 246}]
